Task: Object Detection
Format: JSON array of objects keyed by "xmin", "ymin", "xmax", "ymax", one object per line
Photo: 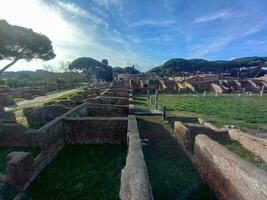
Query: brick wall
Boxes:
[{"xmin": 64, "ymin": 117, "xmax": 128, "ymax": 144}]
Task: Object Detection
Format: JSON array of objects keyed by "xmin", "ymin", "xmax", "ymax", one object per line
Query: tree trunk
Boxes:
[{"xmin": 0, "ymin": 58, "xmax": 20, "ymax": 75}]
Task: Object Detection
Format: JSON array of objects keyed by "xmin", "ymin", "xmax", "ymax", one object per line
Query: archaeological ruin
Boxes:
[{"xmin": 0, "ymin": 75, "xmax": 266, "ymax": 200}]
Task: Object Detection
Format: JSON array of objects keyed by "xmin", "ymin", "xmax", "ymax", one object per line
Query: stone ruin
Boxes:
[
  {"xmin": 174, "ymin": 119, "xmax": 267, "ymax": 200},
  {"xmin": 131, "ymin": 74, "xmax": 267, "ymax": 94},
  {"xmin": 0, "ymin": 80, "xmax": 153, "ymax": 200},
  {"xmin": 0, "ymin": 79, "xmax": 267, "ymax": 200}
]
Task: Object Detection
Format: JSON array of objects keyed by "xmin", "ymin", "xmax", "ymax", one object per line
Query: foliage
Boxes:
[
  {"xmin": 0, "ymin": 70, "xmax": 86, "ymax": 88},
  {"xmin": 25, "ymin": 144, "xmax": 126, "ymax": 200},
  {"xmin": 150, "ymin": 57, "xmax": 267, "ymax": 77},
  {"xmin": 113, "ymin": 66, "xmax": 141, "ymax": 74},
  {"xmin": 0, "ymin": 20, "xmax": 55, "ymax": 73},
  {"xmin": 69, "ymin": 57, "xmax": 113, "ymax": 82}
]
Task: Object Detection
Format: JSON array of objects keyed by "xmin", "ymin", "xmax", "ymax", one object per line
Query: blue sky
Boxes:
[{"xmin": 0, "ymin": 0, "xmax": 267, "ymax": 72}]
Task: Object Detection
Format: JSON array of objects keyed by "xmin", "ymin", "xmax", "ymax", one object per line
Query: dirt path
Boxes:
[
  {"xmin": 10, "ymin": 88, "xmax": 80, "ymax": 111},
  {"xmin": 137, "ymin": 116, "xmax": 216, "ymax": 200},
  {"xmin": 6, "ymin": 88, "xmax": 81, "ymax": 126}
]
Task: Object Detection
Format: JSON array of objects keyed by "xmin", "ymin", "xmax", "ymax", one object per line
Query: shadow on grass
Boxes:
[
  {"xmin": 137, "ymin": 116, "xmax": 216, "ymax": 200},
  {"xmin": 25, "ymin": 144, "xmax": 127, "ymax": 200}
]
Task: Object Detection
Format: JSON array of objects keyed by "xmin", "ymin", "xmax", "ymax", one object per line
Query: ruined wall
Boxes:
[
  {"xmin": 120, "ymin": 115, "xmax": 153, "ymax": 200},
  {"xmin": 88, "ymin": 96, "xmax": 129, "ymax": 105},
  {"xmin": 87, "ymin": 104, "xmax": 129, "ymax": 117},
  {"xmin": 0, "ymin": 122, "xmax": 38, "ymax": 147},
  {"xmin": 174, "ymin": 121, "xmax": 228, "ymax": 156},
  {"xmin": 194, "ymin": 134, "xmax": 267, "ymax": 200},
  {"xmin": 102, "ymin": 91, "xmax": 129, "ymax": 98},
  {"xmin": 64, "ymin": 117, "xmax": 128, "ymax": 144}
]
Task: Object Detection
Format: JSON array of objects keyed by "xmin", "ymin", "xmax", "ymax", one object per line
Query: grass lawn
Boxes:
[
  {"xmin": 137, "ymin": 116, "xmax": 216, "ymax": 200},
  {"xmin": 25, "ymin": 144, "xmax": 126, "ymax": 200},
  {"xmin": 133, "ymin": 94, "xmax": 152, "ymax": 110},
  {"xmin": 0, "ymin": 147, "xmax": 40, "ymax": 175},
  {"xmin": 135, "ymin": 93, "xmax": 267, "ymax": 133}
]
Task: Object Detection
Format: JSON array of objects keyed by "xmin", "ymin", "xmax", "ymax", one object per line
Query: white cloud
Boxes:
[
  {"xmin": 0, "ymin": 0, "xmax": 151, "ymax": 71},
  {"xmin": 242, "ymin": 21, "xmax": 267, "ymax": 36},
  {"xmin": 92, "ymin": 0, "xmax": 122, "ymax": 8},
  {"xmin": 57, "ymin": 1, "xmax": 89, "ymax": 17},
  {"xmin": 191, "ymin": 37, "xmax": 233, "ymax": 57},
  {"xmin": 193, "ymin": 9, "xmax": 245, "ymax": 23},
  {"xmin": 128, "ymin": 19, "xmax": 176, "ymax": 28}
]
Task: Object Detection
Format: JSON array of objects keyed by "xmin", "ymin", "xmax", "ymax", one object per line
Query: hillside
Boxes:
[{"xmin": 150, "ymin": 57, "xmax": 267, "ymax": 77}]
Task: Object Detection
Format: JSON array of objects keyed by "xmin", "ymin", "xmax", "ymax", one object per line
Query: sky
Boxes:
[{"xmin": 0, "ymin": 0, "xmax": 267, "ymax": 72}]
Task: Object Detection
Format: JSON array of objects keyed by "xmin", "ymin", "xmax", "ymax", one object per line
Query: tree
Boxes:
[
  {"xmin": 69, "ymin": 57, "xmax": 113, "ymax": 82},
  {"xmin": 0, "ymin": 20, "xmax": 55, "ymax": 74},
  {"xmin": 112, "ymin": 65, "xmax": 141, "ymax": 74}
]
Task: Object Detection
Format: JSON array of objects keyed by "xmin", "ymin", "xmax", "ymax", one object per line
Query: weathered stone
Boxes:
[
  {"xmin": 6, "ymin": 152, "xmax": 34, "ymax": 191},
  {"xmin": 0, "ymin": 93, "xmax": 15, "ymax": 107},
  {"xmin": 44, "ymin": 100, "xmax": 76, "ymax": 108},
  {"xmin": 120, "ymin": 115, "xmax": 153, "ymax": 200},
  {"xmin": 64, "ymin": 118, "xmax": 128, "ymax": 144},
  {"xmin": 70, "ymin": 94, "xmax": 84, "ymax": 104},
  {"xmin": 0, "ymin": 106, "xmax": 16, "ymax": 122},
  {"xmin": 194, "ymin": 134, "xmax": 267, "ymax": 200},
  {"xmin": 0, "ymin": 122, "xmax": 37, "ymax": 146},
  {"xmin": 23, "ymin": 105, "xmax": 71, "ymax": 127},
  {"xmin": 228, "ymin": 129, "xmax": 267, "ymax": 163}
]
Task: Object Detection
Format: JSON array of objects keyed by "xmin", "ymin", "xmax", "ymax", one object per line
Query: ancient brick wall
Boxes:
[
  {"xmin": 102, "ymin": 91, "xmax": 130, "ymax": 98},
  {"xmin": 88, "ymin": 96, "xmax": 129, "ymax": 105},
  {"xmin": 86, "ymin": 104, "xmax": 129, "ymax": 117},
  {"xmin": 174, "ymin": 121, "xmax": 228, "ymax": 155},
  {"xmin": 194, "ymin": 134, "xmax": 267, "ymax": 200},
  {"xmin": 0, "ymin": 123, "xmax": 39, "ymax": 147},
  {"xmin": 63, "ymin": 117, "xmax": 128, "ymax": 144},
  {"xmin": 120, "ymin": 115, "xmax": 153, "ymax": 200}
]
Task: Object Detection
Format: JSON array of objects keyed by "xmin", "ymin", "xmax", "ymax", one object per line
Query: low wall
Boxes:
[
  {"xmin": 65, "ymin": 102, "xmax": 89, "ymax": 117},
  {"xmin": 87, "ymin": 104, "xmax": 129, "ymax": 117},
  {"xmin": 194, "ymin": 134, "xmax": 267, "ymax": 200},
  {"xmin": 228, "ymin": 129, "xmax": 267, "ymax": 163},
  {"xmin": 0, "ymin": 123, "xmax": 38, "ymax": 147},
  {"xmin": 174, "ymin": 121, "xmax": 228, "ymax": 156},
  {"xmin": 63, "ymin": 117, "xmax": 128, "ymax": 144},
  {"xmin": 88, "ymin": 96, "xmax": 129, "ymax": 105},
  {"xmin": 102, "ymin": 91, "xmax": 129, "ymax": 98},
  {"xmin": 120, "ymin": 115, "xmax": 153, "ymax": 200},
  {"xmin": 37, "ymin": 118, "xmax": 65, "ymax": 154}
]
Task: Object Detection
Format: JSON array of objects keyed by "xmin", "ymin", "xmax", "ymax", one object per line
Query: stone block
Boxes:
[{"xmin": 6, "ymin": 152, "xmax": 34, "ymax": 191}]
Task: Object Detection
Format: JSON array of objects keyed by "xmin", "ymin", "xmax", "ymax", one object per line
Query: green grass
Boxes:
[
  {"xmin": 0, "ymin": 182, "xmax": 17, "ymax": 200},
  {"xmin": 217, "ymin": 138, "xmax": 267, "ymax": 172},
  {"xmin": 25, "ymin": 144, "xmax": 126, "ymax": 200},
  {"xmin": 155, "ymin": 93, "xmax": 267, "ymax": 133},
  {"xmin": 0, "ymin": 147, "xmax": 40, "ymax": 175},
  {"xmin": 137, "ymin": 116, "xmax": 216, "ymax": 200},
  {"xmin": 133, "ymin": 93, "xmax": 152, "ymax": 110}
]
